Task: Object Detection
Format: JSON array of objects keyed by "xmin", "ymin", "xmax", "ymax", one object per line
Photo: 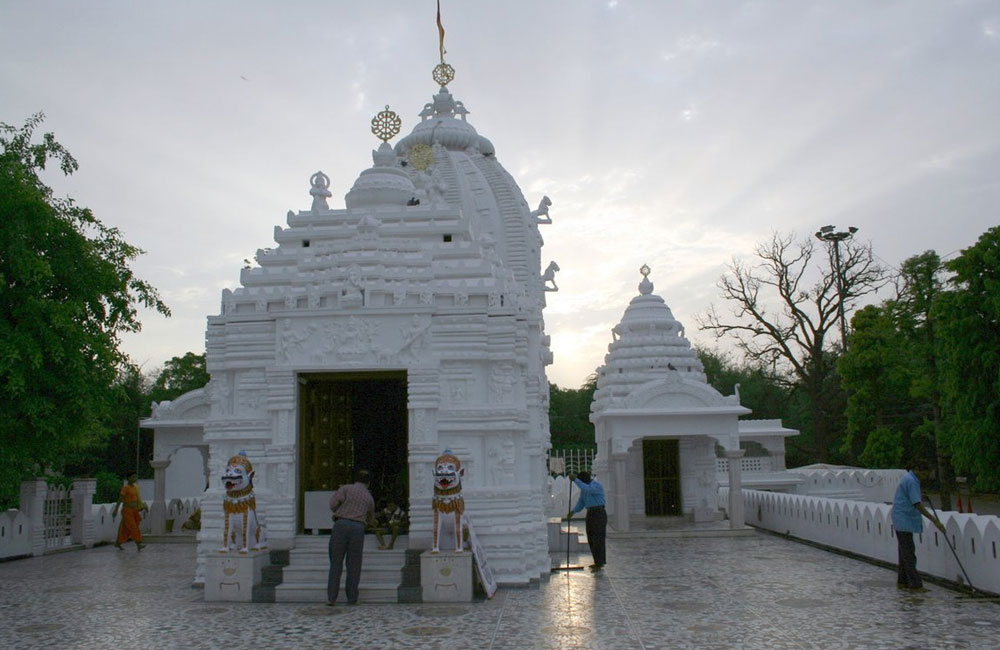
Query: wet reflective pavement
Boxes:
[{"xmin": 2, "ymin": 532, "xmax": 997, "ymax": 649}]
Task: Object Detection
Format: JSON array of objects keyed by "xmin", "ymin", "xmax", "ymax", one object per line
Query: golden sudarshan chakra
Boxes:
[{"xmin": 370, "ymin": 105, "xmax": 402, "ymax": 142}]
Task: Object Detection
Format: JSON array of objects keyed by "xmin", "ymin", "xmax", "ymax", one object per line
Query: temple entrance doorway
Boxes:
[
  {"xmin": 297, "ymin": 371, "xmax": 408, "ymax": 531},
  {"xmin": 642, "ymin": 438, "xmax": 681, "ymax": 516}
]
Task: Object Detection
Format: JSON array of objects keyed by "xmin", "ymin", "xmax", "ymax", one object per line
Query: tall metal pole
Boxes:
[
  {"xmin": 136, "ymin": 422, "xmax": 141, "ymax": 476},
  {"xmin": 815, "ymin": 225, "xmax": 857, "ymax": 351}
]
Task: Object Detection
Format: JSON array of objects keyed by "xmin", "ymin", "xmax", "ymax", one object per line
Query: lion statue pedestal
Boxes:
[{"xmin": 205, "ymin": 551, "xmax": 269, "ymax": 602}]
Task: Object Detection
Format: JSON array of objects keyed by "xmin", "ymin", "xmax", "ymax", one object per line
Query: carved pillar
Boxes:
[
  {"xmin": 149, "ymin": 459, "xmax": 171, "ymax": 534},
  {"xmin": 611, "ymin": 453, "xmax": 630, "ymax": 532},
  {"xmin": 70, "ymin": 478, "xmax": 97, "ymax": 547},
  {"xmin": 19, "ymin": 479, "xmax": 48, "ymax": 557},
  {"xmin": 725, "ymin": 449, "xmax": 746, "ymax": 529}
]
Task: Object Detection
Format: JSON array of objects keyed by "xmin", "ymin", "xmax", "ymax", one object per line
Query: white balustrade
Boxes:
[{"xmin": 742, "ymin": 489, "xmax": 1000, "ymax": 594}]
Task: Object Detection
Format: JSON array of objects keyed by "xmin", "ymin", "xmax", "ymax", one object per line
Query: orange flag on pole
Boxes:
[{"xmin": 437, "ymin": 0, "xmax": 446, "ymax": 62}]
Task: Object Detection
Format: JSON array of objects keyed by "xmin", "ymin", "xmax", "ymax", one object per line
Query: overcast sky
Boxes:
[{"xmin": 3, "ymin": 1, "xmax": 998, "ymax": 389}]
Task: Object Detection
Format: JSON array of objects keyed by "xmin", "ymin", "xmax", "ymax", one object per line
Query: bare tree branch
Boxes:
[{"xmin": 696, "ymin": 230, "xmax": 889, "ymax": 461}]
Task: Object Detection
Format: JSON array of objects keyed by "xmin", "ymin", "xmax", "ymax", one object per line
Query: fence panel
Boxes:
[
  {"xmin": 43, "ymin": 485, "xmax": 72, "ymax": 551},
  {"xmin": 548, "ymin": 448, "xmax": 597, "ymax": 475}
]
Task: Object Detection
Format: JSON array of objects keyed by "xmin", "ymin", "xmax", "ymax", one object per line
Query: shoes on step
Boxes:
[{"xmin": 136, "ymin": 543, "xmax": 146, "ymax": 550}]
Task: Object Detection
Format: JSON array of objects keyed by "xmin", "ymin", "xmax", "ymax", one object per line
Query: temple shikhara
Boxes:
[
  {"xmin": 141, "ymin": 18, "xmax": 798, "ymax": 599},
  {"xmin": 144, "ymin": 54, "xmax": 557, "ymax": 588}
]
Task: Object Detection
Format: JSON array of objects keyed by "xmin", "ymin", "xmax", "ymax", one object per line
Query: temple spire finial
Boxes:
[
  {"xmin": 639, "ymin": 264, "xmax": 654, "ymax": 295},
  {"xmin": 433, "ymin": 0, "xmax": 455, "ymax": 86}
]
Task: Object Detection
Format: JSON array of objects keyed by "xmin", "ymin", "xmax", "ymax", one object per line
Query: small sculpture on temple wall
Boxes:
[
  {"xmin": 431, "ymin": 450, "xmax": 465, "ymax": 553},
  {"xmin": 342, "ymin": 264, "xmax": 364, "ymax": 308},
  {"xmin": 542, "ymin": 261, "xmax": 560, "ymax": 291},
  {"xmin": 220, "ymin": 451, "xmax": 267, "ymax": 554},
  {"xmin": 530, "ymin": 196, "xmax": 552, "ymax": 224},
  {"xmin": 427, "ymin": 167, "xmax": 447, "ymax": 206},
  {"xmin": 310, "ymin": 171, "xmax": 332, "ymax": 213}
]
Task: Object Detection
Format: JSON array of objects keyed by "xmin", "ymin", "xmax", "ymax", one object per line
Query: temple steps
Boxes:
[{"xmin": 274, "ymin": 535, "xmax": 408, "ymax": 603}]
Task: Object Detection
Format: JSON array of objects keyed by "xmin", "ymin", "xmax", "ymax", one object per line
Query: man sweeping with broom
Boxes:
[
  {"xmin": 892, "ymin": 469, "xmax": 945, "ymax": 591},
  {"xmin": 568, "ymin": 471, "xmax": 607, "ymax": 572}
]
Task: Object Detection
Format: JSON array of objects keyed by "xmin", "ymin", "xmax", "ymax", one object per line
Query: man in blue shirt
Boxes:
[
  {"xmin": 569, "ymin": 471, "xmax": 607, "ymax": 572},
  {"xmin": 891, "ymin": 469, "xmax": 945, "ymax": 591}
]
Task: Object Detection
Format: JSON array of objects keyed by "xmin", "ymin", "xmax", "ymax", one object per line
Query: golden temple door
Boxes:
[{"xmin": 297, "ymin": 371, "xmax": 408, "ymax": 531}]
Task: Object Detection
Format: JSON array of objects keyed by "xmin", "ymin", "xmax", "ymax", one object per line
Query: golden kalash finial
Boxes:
[
  {"xmin": 370, "ymin": 105, "xmax": 402, "ymax": 142},
  {"xmin": 640, "ymin": 263, "xmax": 651, "ymax": 278},
  {"xmin": 408, "ymin": 143, "xmax": 434, "ymax": 171},
  {"xmin": 433, "ymin": 0, "xmax": 455, "ymax": 86}
]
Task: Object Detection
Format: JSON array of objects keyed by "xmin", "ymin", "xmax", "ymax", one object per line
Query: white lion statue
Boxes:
[{"xmin": 220, "ymin": 452, "xmax": 267, "ymax": 554}]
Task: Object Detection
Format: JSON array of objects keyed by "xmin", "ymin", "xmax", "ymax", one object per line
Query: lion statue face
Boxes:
[
  {"xmin": 222, "ymin": 455, "xmax": 254, "ymax": 494},
  {"xmin": 434, "ymin": 453, "xmax": 463, "ymax": 493}
]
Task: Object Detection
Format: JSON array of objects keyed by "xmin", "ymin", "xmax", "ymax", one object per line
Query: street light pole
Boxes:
[{"xmin": 814, "ymin": 225, "xmax": 858, "ymax": 351}]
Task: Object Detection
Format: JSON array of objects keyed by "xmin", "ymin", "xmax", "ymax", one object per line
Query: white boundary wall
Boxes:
[
  {"xmin": 1, "ymin": 496, "xmax": 199, "ymax": 560},
  {"xmin": 743, "ymin": 489, "xmax": 1000, "ymax": 594},
  {"xmin": 790, "ymin": 468, "xmax": 906, "ymax": 502}
]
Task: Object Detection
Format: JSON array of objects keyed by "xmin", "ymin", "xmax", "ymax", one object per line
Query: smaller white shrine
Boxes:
[{"xmin": 591, "ymin": 266, "xmax": 779, "ymax": 531}]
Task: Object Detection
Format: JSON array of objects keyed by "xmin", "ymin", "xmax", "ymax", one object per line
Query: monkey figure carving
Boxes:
[{"xmin": 431, "ymin": 450, "xmax": 465, "ymax": 553}]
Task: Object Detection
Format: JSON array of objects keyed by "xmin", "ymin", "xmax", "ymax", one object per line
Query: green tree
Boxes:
[
  {"xmin": 548, "ymin": 375, "xmax": 597, "ymax": 449},
  {"xmin": 696, "ymin": 347, "xmax": 790, "ymax": 420},
  {"xmin": 64, "ymin": 363, "xmax": 154, "ymax": 481},
  {"xmin": 0, "ymin": 114, "xmax": 169, "ymax": 507},
  {"xmin": 935, "ymin": 227, "xmax": 1000, "ymax": 491},
  {"xmin": 838, "ymin": 305, "xmax": 921, "ymax": 466},
  {"xmin": 698, "ymin": 232, "xmax": 887, "ymax": 462},
  {"xmin": 148, "ymin": 351, "xmax": 209, "ymax": 404},
  {"xmin": 838, "ymin": 252, "xmax": 955, "ymax": 506},
  {"xmin": 895, "ymin": 251, "xmax": 954, "ymax": 505},
  {"xmin": 859, "ymin": 426, "xmax": 903, "ymax": 468}
]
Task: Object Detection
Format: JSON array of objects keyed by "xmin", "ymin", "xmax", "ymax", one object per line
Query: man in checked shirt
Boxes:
[{"xmin": 327, "ymin": 468, "xmax": 376, "ymax": 605}]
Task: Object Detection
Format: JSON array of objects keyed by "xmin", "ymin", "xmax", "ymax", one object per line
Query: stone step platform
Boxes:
[
  {"xmin": 274, "ymin": 535, "xmax": 408, "ymax": 603},
  {"xmin": 547, "ymin": 518, "xmax": 587, "ymax": 552}
]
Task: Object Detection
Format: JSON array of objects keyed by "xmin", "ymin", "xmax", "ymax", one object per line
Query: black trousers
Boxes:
[
  {"xmin": 897, "ymin": 531, "xmax": 921, "ymax": 588},
  {"xmin": 328, "ymin": 518, "xmax": 366, "ymax": 603},
  {"xmin": 585, "ymin": 506, "xmax": 607, "ymax": 566}
]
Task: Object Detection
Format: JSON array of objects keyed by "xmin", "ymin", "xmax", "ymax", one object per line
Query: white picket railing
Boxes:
[
  {"xmin": 1, "ymin": 481, "xmax": 200, "ymax": 560},
  {"xmin": 740, "ymin": 488, "xmax": 1000, "ymax": 594}
]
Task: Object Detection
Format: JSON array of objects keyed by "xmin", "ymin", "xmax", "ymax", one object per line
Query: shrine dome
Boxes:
[
  {"xmin": 344, "ymin": 142, "xmax": 416, "ymax": 208},
  {"xmin": 592, "ymin": 266, "xmax": 709, "ymax": 412}
]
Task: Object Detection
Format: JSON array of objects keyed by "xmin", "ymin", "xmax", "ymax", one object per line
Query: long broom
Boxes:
[
  {"xmin": 552, "ymin": 470, "xmax": 584, "ymax": 572},
  {"xmin": 923, "ymin": 496, "xmax": 998, "ymax": 601}
]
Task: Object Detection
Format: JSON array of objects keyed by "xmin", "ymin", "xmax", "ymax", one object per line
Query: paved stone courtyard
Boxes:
[{"xmin": 2, "ymin": 532, "xmax": 997, "ymax": 650}]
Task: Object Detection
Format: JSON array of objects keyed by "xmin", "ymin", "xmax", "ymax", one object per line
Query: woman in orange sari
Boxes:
[{"xmin": 113, "ymin": 472, "xmax": 148, "ymax": 550}]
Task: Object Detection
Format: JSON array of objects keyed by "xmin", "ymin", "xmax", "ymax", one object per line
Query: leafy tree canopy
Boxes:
[
  {"xmin": 0, "ymin": 113, "xmax": 169, "ymax": 504},
  {"xmin": 549, "ymin": 376, "xmax": 597, "ymax": 449},
  {"xmin": 149, "ymin": 351, "xmax": 209, "ymax": 404},
  {"xmin": 935, "ymin": 226, "xmax": 1000, "ymax": 490}
]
